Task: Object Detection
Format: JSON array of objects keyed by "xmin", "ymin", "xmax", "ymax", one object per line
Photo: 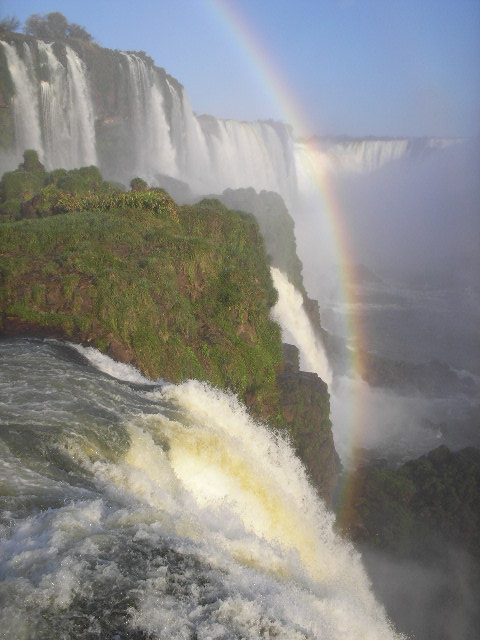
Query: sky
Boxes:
[{"xmin": 1, "ymin": 0, "xmax": 479, "ymax": 138}]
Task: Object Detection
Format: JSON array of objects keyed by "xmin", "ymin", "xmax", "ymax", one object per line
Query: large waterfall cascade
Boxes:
[
  {"xmin": 0, "ymin": 339, "xmax": 402, "ymax": 639},
  {"xmin": 1, "ymin": 41, "xmax": 43, "ymax": 161},
  {"xmin": 0, "ymin": 37, "xmax": 456, "ymax": 203},
  {"xmin": 0, "ymin": 40, "xmax": 298, "ymax": 200},
  {"xmin": 2, "ymin": 40, "xmax": 97, "ymax": 170}
]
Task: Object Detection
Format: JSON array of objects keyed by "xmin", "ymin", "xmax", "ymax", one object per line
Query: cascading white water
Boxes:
[
  {"xmin": 121, "ymin": 52, "xmax": 177, "ymax": 181},
  {"xmin": 293, "ymin": 136, "xmax": 462, "ymax": 179},
  {"xmin": 0, "ymin": 40, "xmax": 299, "ymax": 198},
  {"xmin": 322, "ymin": 138, "xmax": 410, "ymax": 173},
  {"xmin": 65, "ymin": 47, "xmax": 97, "ymax": 167},
  {"xmin": 36, "ymin": 41, "xmax": 97, "ymax": 169},
  {"xmin": 0, "ymin": 40, "xmax": 97, "ymax": 170},
  {"xmin": 38, "ymin": 41, "xmax": 71, "ymax": 167},
  {"xmin": 1, "ymin": 42, "xmax": 43, "ymax": 163},
  {"xmin": 113, "ymin": 53, "xmax": 299, "ymax": 197},
  {"xmin": 197, "ymin": 116, "xmax": 298, "ymax": 198},
  {"xmin": 270, "ymin": 267, "xmax": 333, "ymax": 386},
  {"xmin": 0, "ymin": 339, "xmax": 402, "ymax": 638},
  {"xmin": 1, "ymin": 37, "xmax": 455, "ymax": 203}
]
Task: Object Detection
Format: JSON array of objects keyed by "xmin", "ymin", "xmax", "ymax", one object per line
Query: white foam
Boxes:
[
  {"xmin": 271, "ymin": 267, "xmax": 333, "ymax": 386},
  {"xmin": 0, "ymin": 343, "xmax": 403, "ymax": 638},
  {"xmin": 70, "ymin": 343, "xmax": 156, "ymax": 384}
]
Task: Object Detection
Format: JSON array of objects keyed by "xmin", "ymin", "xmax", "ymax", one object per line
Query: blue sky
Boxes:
[{"xmin": 1, "ymin": 0, "xmax": 479, "ymax": 137}]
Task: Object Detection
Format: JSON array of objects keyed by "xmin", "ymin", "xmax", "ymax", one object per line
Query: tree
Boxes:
[
  {"xmin": 67, "ymin": 23, "xmax": 93, "ymax": 42},
  {"xmin": 19, "ymin": 149, "xmax": 45, "ymax": 172},
  {"xmin": 24, "ymin": 14, "xmax": 51, "ymax": 40},
  {"xmin": 45, "ymin": 12, "xmax": 68, "ymax": 41},
  {"xmin": 130, "ymin": 177, "xmax": 148, "ymax": 191},
  {"xmin": 24, "ymin": 12, "xmax": 92, "ymax": 43},
  {"xmin": 0, "ymin": 16, "xmax": 20, "ymax": 35}
]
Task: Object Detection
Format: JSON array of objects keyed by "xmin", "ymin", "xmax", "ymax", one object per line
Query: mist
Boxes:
[
  {"xmin": 360, "ymin": 543, "xmax": 480, "ymax": 640},
  {"xmin": 328, "ymin": 138, "xmax": 479, "ymax": 285},
  {"xmin": 293, "ymin": 137, "xmax": 480, "ymax": 639}
]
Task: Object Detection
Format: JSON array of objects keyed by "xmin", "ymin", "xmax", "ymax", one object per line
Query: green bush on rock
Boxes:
[{"xmin": 0, "ymin": 162, "xmax": 282, "ymax": 414}]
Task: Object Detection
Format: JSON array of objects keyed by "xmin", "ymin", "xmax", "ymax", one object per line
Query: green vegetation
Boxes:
[
  {"xmin": 130, "ymin": 177, "xmax": 148, "ymax": 192},
  {"xmin": 0, "ymin": 157, "xmax": 282, "ymax": 414},
  {"xmin": 216, "ymin": 187, "xmax": 306, "ymax": 295},
  {"xmin": 0, "ymin": 156, "xmax": 340, "ymax": 502},
  {"xmin": 338, "ymin": 445, "xmax": 480, "ymax": 560},
  {"xmin": 0, "ymin": 16, "xmax": 20, "ymax": 37},
  {"xmin": 24, "ymin": 12, "xmax": 93, "ymax": 43},
  {"xmin": 0, "ymin": 151, "xmax": 116, "ymax": 220}
]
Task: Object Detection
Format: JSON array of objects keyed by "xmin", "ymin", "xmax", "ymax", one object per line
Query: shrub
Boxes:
[{"xmin": 130, "ymin": 177, "xmax": 148, "ymax": 191}]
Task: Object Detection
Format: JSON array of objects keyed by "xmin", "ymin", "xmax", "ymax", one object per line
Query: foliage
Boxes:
[
  {"xmin": 338, "ymin": 445, "xmax": 480, "ymax": 560},
  {"xmin": 0, "ymin": 16, "xmax": 20, "ymax": 35},
  {"xmin": 24, "ymin": 12, "xmax": 93, "ymax": 42},
  {"xmin": 130, "ymin": 177, "xmax": 148, "ymax": 192},
  {"xmin": 0, "ymin": 151, "xmax": 47, "ymax": 205},
  {"xmin": 0, "ymin": 156, "xmax": 113, "ymax": 220},
  {"xmin": 0, "ymin": 165, "xmax": 283, "ymax": 411},
  {"xmin": 217, "ymin": 187, "xmax": 306, "ymax": 295},
  {"xmin": 19, "ymin": 149, "xmax": 44, "ymax": 172}
]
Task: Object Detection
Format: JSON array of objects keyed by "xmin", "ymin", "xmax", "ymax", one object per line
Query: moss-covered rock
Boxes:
[
  {"xmin": 277, "ymin": 344, "xmax": 340, "ymax": 504},
  {"xmin": 0, "ymin": 195, "xmax": 283, "ymax": 406},
  {"xmin": 212, "ymin": 187, "xmax": 305, "ymax": 295},
  {"xmin": 338, "ymin": 445, "xmax": 480, "ymax": 560},
  {"xmin": 0, "ymin": 161, "xmax": 341, "ymax": 504}
]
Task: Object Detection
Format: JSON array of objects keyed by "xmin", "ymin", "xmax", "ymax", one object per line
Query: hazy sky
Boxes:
[{"xmin": 1, "ymin": 0, "xmax": 479, "ymax": 137}]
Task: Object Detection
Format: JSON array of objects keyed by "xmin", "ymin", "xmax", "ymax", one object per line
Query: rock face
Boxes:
[
  {"xmin": 339, "ymin": 445, "xmax": 480, "ymax": 559},
  {"xmin": 0, "ymin": 33, "xmax": 298, "ymax": 201},
  {"xmin": 277, "ymin": 344, "xmax": 340, "ymax": 505},
  {"xmin": 0, "ymin": 163, "xmax": 341, "ymax": 505}
]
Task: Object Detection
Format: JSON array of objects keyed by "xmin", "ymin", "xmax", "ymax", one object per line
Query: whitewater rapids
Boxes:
[{"xmin": 0, "ymin": 339, "xmax": 401, "ymax": 638}]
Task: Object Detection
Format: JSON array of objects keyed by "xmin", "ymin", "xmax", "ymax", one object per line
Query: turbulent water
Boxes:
[{"xmin": 0, "ymin": 338, "xmax": 402, "ymax": 639}]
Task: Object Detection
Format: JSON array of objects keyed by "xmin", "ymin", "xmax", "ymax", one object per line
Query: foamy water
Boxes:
[
  {"xmin": 0, "ymin": 339, "xmax": 402, "ymax": 638},
  {"xmin": 271, "ymin": 267, "xmax": 333, "ymax": 386}
]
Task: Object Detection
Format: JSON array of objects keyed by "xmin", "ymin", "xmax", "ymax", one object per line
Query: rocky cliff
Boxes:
[{"xmin": 0, "ymin": 156, "xmax": 338, "ymax": 503}]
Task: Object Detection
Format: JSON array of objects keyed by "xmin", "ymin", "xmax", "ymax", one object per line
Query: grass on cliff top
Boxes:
[{"xmin": 0, "ymin": 181, "xmax": 282, "ymax": 411}]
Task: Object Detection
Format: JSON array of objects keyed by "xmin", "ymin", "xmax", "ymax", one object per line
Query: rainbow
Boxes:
[{"xmin": 209, "ymin": 0, "xmax": 368, "ymax": 522}]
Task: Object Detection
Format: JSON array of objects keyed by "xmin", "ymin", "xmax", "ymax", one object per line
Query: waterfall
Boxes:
[
  {"xmin": 0, "ymin": 339, "xmax": 401, "ymax": 639},
  {"xmin": 38, "ymin": 41, "xmax": 97, "ymax": 169},
  {"xmin": 0, "ymin": 42, "xmax": 43, "ymax": 163},
  {"xmin": 113, "ymin": 53, "xmax": 298, "ymax": 197},
  {"xmin": 0, "ymin": 40, "xmax": 299, "ymax": 199},
  {"xmin": 117, "ymin": 51, "xmax": 299, "ymax": 197},
  {"xmin": 198, "ymin": 117, "xmax": 298, "ymax": 198},
  {"xmin": 326, "ymin": 138, "xmax": 410, "ymax": 172},
  {"xmin": 271, "ymin": 267, "xmax": 333, "ymax": 386},
  {"xmin": 37, "ymin": 42, "xmax": 97, "ymax": 169},
  {"xmin": 121, "ymin": 52, "xmax": 176, "ymax": 181},
  {"xmin": 0, "ymin": 40, "xmax": 97, "ymax": 170},
  {"xmin": 1, "ymin": 38, "xmax": 453, "ymax": 200},
  {"xmin": 65, "ymin": 47, "xmax": 97, "ymax": 167}
]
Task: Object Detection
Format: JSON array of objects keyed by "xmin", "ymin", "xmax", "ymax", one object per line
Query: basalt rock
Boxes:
[{"xmin": 277, "ymin": 343, "xmax": 341, "ymax": 505}]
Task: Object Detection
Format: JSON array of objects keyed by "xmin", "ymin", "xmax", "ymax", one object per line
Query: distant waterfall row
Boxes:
[
  {"xmin": 0, "ymin": 40, "xmax": 298, "ymax": 200},
  {"xmin": 1, "ymin": 38, "xmax": 457, "ymax": 201}
]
